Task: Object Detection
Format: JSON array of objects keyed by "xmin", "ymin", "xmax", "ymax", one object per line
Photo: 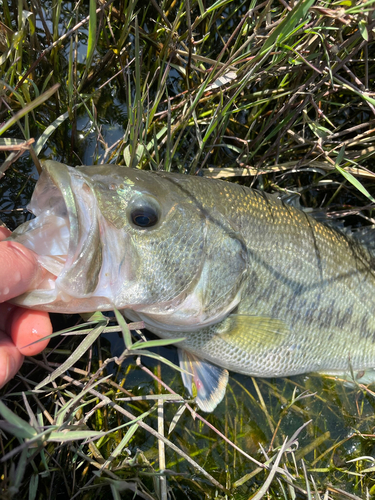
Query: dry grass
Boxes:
[{"xmin": 1, "ymin": 0, "xmax": 375, "ymax": 498}]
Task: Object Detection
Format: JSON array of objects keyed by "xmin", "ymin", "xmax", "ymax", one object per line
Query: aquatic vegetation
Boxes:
[{"xmin": 1, "ymin": 0, "xmax": 375, "ymax": 498}]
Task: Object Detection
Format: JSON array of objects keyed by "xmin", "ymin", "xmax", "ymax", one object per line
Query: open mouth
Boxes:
[
  {"xmin": 8, "ymin": 161, "xmax": 103, "ymax": 305},
  {"xmin": 9, "ymin": 162, "xmax": 72, "ymax": 290},
  {"xmin": 16, "ymin": 214, "xmax": 69, "ymax": 291}
]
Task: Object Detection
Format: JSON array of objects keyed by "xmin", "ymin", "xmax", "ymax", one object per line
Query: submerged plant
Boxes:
[{"xmin": 1, "ymin": 0, "xmax": 375, "ymax": 498}]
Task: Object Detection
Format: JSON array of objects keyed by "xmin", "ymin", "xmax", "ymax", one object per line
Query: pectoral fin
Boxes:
[
  {"xmin": 217, "ymin": 314, "xmax": 289, "ymax": 350},
  {"xmin": 178, "ymin": 349, "xmax": 229, "ymax": 412}
]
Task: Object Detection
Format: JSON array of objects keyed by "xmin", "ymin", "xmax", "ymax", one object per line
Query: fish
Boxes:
[{"xmin": 7, "ymin": 160, "xmax": 375, "ymax": 411}]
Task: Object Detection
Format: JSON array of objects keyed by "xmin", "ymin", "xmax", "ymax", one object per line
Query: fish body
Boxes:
[{"xmin": 8, "ymin": 161, "xmax": 375, "ymax": 411}]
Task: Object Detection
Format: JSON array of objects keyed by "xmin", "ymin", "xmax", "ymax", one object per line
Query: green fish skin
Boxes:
[{"xmin": 7, "ymin": 161, "xmax": 375, "ymax": 411}]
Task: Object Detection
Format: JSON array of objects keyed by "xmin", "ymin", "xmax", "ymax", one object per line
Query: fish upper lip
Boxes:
[
  {"xmin": 39, "ymin": 161, "xmax": 104, "ymax": 299},
  {"xmin": 31, "ymin": 161, "xmax": 78, "ymax": 290},
  {"xmin": 42, "ymin": 160, "xmax": 80, "ymax": 256}
]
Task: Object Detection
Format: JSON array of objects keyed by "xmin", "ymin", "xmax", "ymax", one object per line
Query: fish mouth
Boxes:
[{"xmin": 8, "ymin": 160, "xmax": 104, "ymax": 308}]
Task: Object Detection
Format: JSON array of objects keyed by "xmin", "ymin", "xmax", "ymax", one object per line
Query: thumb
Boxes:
[{"xmin": 0, "ymin": 240, "xmax": 45, "ymax": 302}]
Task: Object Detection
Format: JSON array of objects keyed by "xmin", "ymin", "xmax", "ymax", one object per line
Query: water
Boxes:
[{"xmin": 1, "ymin": 1, "xmax": 375, "ymax": 497}]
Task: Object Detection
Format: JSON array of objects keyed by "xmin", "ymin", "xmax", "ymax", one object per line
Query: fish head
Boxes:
[{"xmin": 9, "ymin": 162, "xmax": 248, "ymax": 330}]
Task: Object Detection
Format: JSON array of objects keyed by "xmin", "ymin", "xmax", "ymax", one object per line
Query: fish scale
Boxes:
[{"xmin": 7, "ymin": 161, "xmax": 375, "ymax": 411}]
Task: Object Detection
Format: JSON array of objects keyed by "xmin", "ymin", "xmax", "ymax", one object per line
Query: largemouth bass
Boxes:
[{"xmin": 7, "ymin": 161, "xmax": 375, "ymax": 411}]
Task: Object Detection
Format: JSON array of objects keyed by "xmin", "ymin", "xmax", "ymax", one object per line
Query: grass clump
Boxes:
[{"xmin": 1, "ymin": 0, "xmax": 375, "ymax": 498}]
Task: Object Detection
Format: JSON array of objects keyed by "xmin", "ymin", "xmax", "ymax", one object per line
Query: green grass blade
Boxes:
[
  {"xmin": 86, "ymin": 0, "xmax": 97, "ymax": 69},
  {"xmin": 0, "ymin": 83, "xmax": 60, "ymax": 136},
  {"xmin": 34, "ymin": 319, "xmax": 108, "ymax": 390},
  {"xmin": 335, "ymin": 147, "xmax": 375, "ymax": 203},
  {"xmin": 0, "ymin": 400, "xmax": 36, "ymax": 439},
  {"xmin": 114, "ymin": 308, "xmax": 132, "ymax": 349},
  {"xmin": 259, "ymin": 0, "xmax": 316, "ymax": 57}
]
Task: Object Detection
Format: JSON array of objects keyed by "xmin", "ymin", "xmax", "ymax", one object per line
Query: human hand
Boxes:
[{"xmin": 0, "ymin": 226, "xmax": 52, "ymax": 388}]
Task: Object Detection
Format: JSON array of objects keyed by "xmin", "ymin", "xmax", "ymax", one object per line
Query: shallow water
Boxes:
[
  {"xmin": 93, "ymin": 325, "xmax": 375, "ymax": 497},
  {"xmin": 1, "ymin": 1, "xmax": 375, "ymax": 497}
]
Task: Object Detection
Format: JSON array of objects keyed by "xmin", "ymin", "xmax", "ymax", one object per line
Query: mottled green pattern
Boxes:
[{"xmin": 129, "ymin": 170, "xmax": 375, "ymax": 377}]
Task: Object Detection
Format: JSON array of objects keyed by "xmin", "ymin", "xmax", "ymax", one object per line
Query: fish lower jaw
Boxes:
[{"xmin": 129, "ymin": 289, "xmax": 242, "ymax": 333}]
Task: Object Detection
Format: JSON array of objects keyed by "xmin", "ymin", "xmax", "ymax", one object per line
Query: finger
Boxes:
[
  {"xmin": 0, "ymin": 330, "xmax": 24, "ymax": 389},
  {"xmin": 0, "ymin": 240, "xmax": 45, "ymax": 302},
  {"xmin": 0, "ymin": 227, "xmax": 11, "ymax": 240},
  {"xmin": 0, "ymin": 303, "xmax": 51, "ymax": 356}
]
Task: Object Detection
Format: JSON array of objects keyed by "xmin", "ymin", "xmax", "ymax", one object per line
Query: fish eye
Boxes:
[
  {"xmin": 130, "ymin": 206, "xmax": 159, "ymax": 228},
  {"xmin": 128, "ymin": 195, "xmax": 161, "ymax": 230}
]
